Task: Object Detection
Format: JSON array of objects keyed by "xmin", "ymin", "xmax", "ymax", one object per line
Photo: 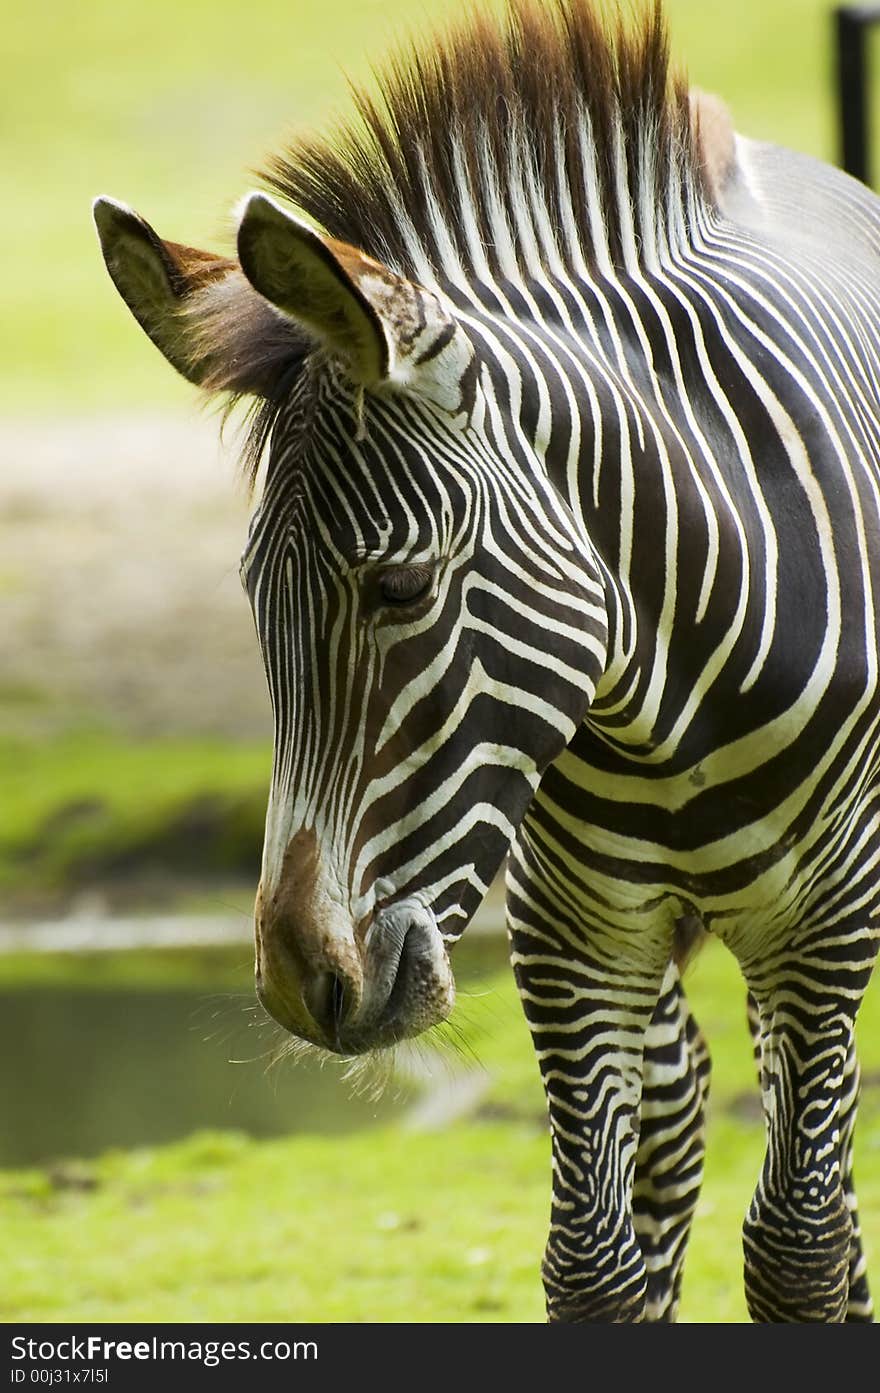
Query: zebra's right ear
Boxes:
[{"xmin": 92, "ymin": 197, "xmax": 240, "ymax": 385}]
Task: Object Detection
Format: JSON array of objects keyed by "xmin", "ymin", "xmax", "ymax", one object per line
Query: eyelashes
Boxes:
[{"xmin": 369, "ymin": 562, "xmax": 436, "ymax": 610}]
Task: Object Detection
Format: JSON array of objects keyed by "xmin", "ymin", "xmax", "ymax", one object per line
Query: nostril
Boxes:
[{"xmin": 303, "ymin": 970, "xmax": 353, "ymax": 1036}]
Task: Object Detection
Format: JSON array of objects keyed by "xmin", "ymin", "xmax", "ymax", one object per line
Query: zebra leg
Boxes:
[
  {"xmin": 507, "ymin": 895, "xmax": 675, "ymax": 1322},
  {"xmin": 839, "ymin": 1040, "xmax": 873, "ymax": 1320},
  {"xmin": 745, "ymin": 990, "xmax": 873, "ymax": 1321},
  {"xmin": 633, "ymin": 962, "xmax": 711, "ymax": 1322},
  {"xmin": 739, "ymin": 927, "xmax": 878, "ymax": 1322}
]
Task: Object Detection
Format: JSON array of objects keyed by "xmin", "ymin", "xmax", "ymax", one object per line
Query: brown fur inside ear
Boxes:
[
  {"xmin": 161, "ymin": 240, "xmax": 238, "ymax": 296},
  {"xmin": 689, "ymin": 89, "xmax": 736, "ymax": 204}
]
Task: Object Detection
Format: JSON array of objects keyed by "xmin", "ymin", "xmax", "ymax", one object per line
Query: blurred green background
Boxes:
[
  {"xmin": 0, "ymin": 0, "xmax": 878, "ymax": 1324},
  {"xmin": 1, "ymin": 0, "xmax": 867, "ymax": 414}
]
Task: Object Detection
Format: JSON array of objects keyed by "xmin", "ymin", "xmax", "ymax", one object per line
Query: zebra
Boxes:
[{"xmin": 92, "ymin": 0, "xmax": 878, "ymax": 1322}]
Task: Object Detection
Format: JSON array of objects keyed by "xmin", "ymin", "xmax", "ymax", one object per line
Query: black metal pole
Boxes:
[{"xmin": 836, "ymin": 7, "xmax": 877, "ymax": 183}]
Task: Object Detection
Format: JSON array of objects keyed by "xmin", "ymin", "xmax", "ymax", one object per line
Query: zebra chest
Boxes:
[{"xmin": 529, "ymin": 732, "xmax": 838, "ymax": 929}]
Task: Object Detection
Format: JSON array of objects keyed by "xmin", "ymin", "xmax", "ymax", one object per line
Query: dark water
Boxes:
[{"xmin": 0, "ymin": 932, "xmax": 509, "ymax": 1168}]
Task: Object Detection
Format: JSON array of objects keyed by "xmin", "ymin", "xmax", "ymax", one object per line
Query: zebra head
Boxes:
[{"xmin": 94, "ymin": 192, "xmax": 609, "ymax": 1053}]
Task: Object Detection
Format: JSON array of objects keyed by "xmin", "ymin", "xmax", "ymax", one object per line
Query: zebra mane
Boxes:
[
  {"xmin": 263, "ymin": 0, "xmax": 713, "ymax": 287},
  {"xmin": 205, "ymin": 0, "xmax": 730, "ymax": 485}
]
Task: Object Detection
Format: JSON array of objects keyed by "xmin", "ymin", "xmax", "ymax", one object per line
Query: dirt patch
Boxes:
[{"xmin": 0, "ymin": 411, "xmax": 270, "ymax": 741}]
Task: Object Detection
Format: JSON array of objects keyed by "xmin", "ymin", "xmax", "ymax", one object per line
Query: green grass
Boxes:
[
  {"xmin": 1, "ymin": 0, "xmax": 857, "ymax": 413},
  {"xmin": 0, "ymin": 731, "xmax": 268, "ymax": 908},
  {"xmin": 2, "ymin": 937, "xmax": 877, "ymax": 1322},
  {"xmin": 1, "ymin": 1124, "xmax": 550, "ymax": 1323}
]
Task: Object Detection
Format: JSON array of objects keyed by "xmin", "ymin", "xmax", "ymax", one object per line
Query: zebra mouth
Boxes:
[
  {"xmin": 255, "ymin": 889, "xmax": 456, "ymax": 1056},
  {"xmin": 341, "ymin": 899, "xmax": 456, "ymax": 1053}
]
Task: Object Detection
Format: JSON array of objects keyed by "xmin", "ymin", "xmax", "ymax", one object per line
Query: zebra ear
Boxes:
[
  {"xmin": 236, "ymin": 193, "xmax": 474, "ymax": 413},
  {"xmin": 92, "ymin": 196, "xmax": 237, "ymax": 384}
]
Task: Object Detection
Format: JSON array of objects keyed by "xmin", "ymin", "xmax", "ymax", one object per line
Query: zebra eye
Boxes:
[{"xmin": 375, "ymin": 563, "xmax": 435, "ymax": 608}]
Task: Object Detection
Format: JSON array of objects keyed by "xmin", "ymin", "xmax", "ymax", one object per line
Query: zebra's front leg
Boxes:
[
  {"xmin": 633, "ymin": 963, "xmax": 711, "ymax": 1321},
  {"xmin": 746, "ymin": 990, "xmax": 873, "ymax": 1321},
  {"xmin": 838, "ymin": 1036, "xmax": 873, "ymax": 1320},
  {"xmin": 740, "ymin": 926, "xmax": 878, "ymax": 1322},
  {"xmin": 508, "ymin": 911, "xmax": 674, "ymax": 1323}
]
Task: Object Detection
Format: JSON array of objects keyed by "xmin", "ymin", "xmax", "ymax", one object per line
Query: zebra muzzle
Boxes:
[
  {"xmin": 358, "ymin": 900, "xmax": 456, "ymax": 1044},
  {"xmin": 254, "ymin": 884, "xmax": 455, "ymax": 1054}
]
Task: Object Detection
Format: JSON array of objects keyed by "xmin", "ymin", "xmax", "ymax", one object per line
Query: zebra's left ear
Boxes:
[{"xmin": 236, "ymin": 193, "xmax": 474, "ymax": 414}]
